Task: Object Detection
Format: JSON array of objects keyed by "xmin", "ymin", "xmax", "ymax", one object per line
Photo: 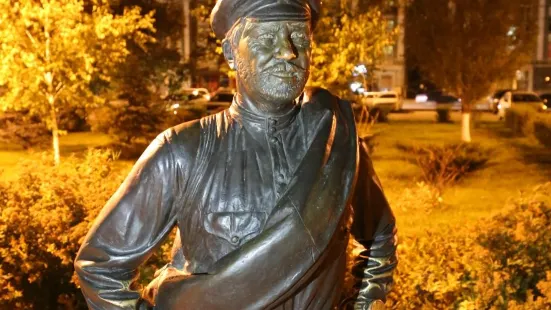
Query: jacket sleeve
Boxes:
[
  {"xmin": 74, "ymin": 131, "xmax": 183, "ymax": 310},
  {"xmin": 348, "ymin": 137, "xmax": 398, "ymax": 308}
]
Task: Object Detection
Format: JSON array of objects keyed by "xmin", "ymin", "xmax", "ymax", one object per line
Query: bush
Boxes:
[
  {"xmin": 0, "ymin": 150, "xmax": 180, "ymax": 308},
  {"xmin": 505, "ymin": 106, "xmax": 551, "ymax": 149},
  {"xmin": 387, "ymin": 183, "xmax": 551, "ymax": 309},
  {"xmin": 505, "ymin": 105, "xmax": 539, "ymax": 137},
  {"xmin": 354, "ymin": 105, "xmax": 378, "ymax": 154},
  {"xmin": 88, "ymin": 97, "xmax": 169, "ymax": 159},
  {"xmin": 57, "ymin": 107, "xmax": 89, "ymax": 132},
  {"xmin": 390, "ymin": 182, "xmax": 443, "ymax": 211},
  {"xmin": 0, "ymin": 111, "xmax": 50, "ymax": 150},
  {"xmin": 475, "ymin": 183, "xmax": 551, "ymax": 308},
  {"xmin": 397, "ymin": 143, "xmax": 491, "ymax": 194},
  {"xmin": 107, "ymin": 100, "xmax": 166, "ymax": 146},
  {"xmin": 86, "ymin": 105, "xmax": 117, "ymax": 134},
  {"xmin": 436, "ymin": 108, "xmax": 451, "ymax": 123},
  {"xmin": 534, "ymin": 115, "xmax": 551, "ymax": 148},
  {"xmin": 387, "ymin": 228, "xmax": 478, "ymax": 309},
  {"xmin": 0, "ymin": 150, "xmax": 125, "ymax": 309}
]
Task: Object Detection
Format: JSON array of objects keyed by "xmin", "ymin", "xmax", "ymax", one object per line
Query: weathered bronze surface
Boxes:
[{"xmin": 75, "ymin": 0, "xmax": 397, "ymax": 309}]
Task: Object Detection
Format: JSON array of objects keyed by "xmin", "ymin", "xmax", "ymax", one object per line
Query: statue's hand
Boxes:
[
  {"xmin": 154, "ymin": 271, "xmax": 213, "ymax": 309},
  {"xmin": 340, "ymin": 298, "xmax": 386, "ymax": 310}
]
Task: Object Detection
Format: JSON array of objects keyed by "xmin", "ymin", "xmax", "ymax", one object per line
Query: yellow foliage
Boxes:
[
  {"xmin": 308, "ymin": 6, "xmax": 397, "ymax": 97},
  {"xmin": 0, "ymin": 0, "xmax": 155, "ymax": 161},
  {"xmin": 0, "ymin": 150, "xmax": 125, "ymax": 308},
  {"xmin": 387, "ymin": 182, "xmax": 551, "ymax": 309}
]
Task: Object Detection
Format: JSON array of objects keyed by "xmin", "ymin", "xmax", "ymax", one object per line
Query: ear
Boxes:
[{"xmin": 222, "ymin": 40, "xmax": 236, "ymax": 70}]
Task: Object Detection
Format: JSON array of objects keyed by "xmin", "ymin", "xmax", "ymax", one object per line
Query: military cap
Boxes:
[{"xmin": 210, "ymin": 0, "xmax": 321, "ymax": 39}]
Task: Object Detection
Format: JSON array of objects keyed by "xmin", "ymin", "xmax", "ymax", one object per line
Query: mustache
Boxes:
[{"xmin": 262, "ymin": 62, "xmax": 306, "ymax": 74}]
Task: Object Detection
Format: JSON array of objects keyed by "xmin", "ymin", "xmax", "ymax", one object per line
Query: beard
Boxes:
[{"xmin": 236, "ymin": 58, "xmax": 309, "ymax": 107}]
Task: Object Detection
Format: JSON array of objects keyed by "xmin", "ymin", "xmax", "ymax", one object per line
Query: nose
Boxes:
[{"xmin": 274, "ymin": 37, "xmax": 296, "ymax": 60}]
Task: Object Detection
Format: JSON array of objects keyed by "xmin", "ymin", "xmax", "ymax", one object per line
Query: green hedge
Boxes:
[
  {"xmin": 505, "ymin": 106, "xmax": 551, "ymax": 148},
  {"xmin": 534, "ymin": 116, "xmax": 551, "ymax": 148}
]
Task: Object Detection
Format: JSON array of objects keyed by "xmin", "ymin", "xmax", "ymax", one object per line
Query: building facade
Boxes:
[
  {"xmin": 374, "ymin": 0, "xmax": 406, "ymax": 95},
  {"xmin": 517, "ymin": 0, "xmax": 551, "ymax": 93},
  {"xmin": 177, "ymin": 0, "xmax": 226, "ymax": 92}
]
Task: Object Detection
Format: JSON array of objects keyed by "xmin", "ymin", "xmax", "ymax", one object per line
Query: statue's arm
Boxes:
[
  {"xmin": 74, "ymin": 130, "xmax": 183, "ymax": 310},
  {"xmin": 348, "ymin": 138, "xmax": 398, "ymax": 309}
]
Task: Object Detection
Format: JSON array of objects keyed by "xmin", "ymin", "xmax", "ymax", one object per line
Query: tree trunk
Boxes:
[
  {"xmin": 461, "ymin": 112, "xmax": 472, "ymax": 142},
  {"xmin": 460, "ymin": 98, "xmax": 473, "ymax": 142},
  {"xmin": 48, "ymin": 95, "xmax": 60, "ymax": 165},
  {"xmin": 44, "ymin": 10, "xmax": 60, "ymax": 165}
]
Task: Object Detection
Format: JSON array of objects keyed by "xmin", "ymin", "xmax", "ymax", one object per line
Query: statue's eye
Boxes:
[
  {"xmin": 291, "ymin": 32, "xmax": 310, "ymax": 48},
  {"xmin": 257, "ymin": 34, "xmax": 275, "ymax": 46}
]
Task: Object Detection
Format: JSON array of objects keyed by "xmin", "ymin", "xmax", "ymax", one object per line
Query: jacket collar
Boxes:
[{"xmin": 228, "ymin": 95, "xmax": 302, "ymax": 136}]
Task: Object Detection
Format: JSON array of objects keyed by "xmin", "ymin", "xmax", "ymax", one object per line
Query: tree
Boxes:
[
  {"xmin": 0, "ymin": 0, "xmax": 155, "ymax": 164},
  {"xmin": 406, "ymin": 0, "xmax": 537, "ymax": 142},
  {"xmin": 308, "ymin": 1, "xmax": 398, "ymax": 97},
  {"xmin": 96, "ymin": 0, "xmax": 191, "ymax": 154}
]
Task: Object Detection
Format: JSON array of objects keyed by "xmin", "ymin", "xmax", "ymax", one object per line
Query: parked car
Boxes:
[
  {"xmin": 487, "ymin": 89, "xmax": 512, "ymax": 114},
  {"xmin": 414, "ymin": 91, "xmax": 460, "ymax": 109},
  {"xmin": 497, "ymin": 91, "xmax": 546, "ymax": 118},
  {"xmin": 538, "ymin": 93, "xmax": 551, "ymax": 111},
  {"xmin": 360, "ymin": 91, "xmax": 401, "ymax": 110},
  {"xmin": 205, "ymin": 88, "xmax": 235, "ymax": 113},
  {"xmin": 165, "ymin": 88, "xmax": 210, "ymax": 113},
  {"xmin": 352, "ymin": 91, "xmax": 400, "ymax": 122}
]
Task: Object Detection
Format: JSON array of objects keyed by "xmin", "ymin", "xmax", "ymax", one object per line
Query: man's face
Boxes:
[{"xmin": 232, "ymin": 20, "xmax": 311, "ymax": 111}]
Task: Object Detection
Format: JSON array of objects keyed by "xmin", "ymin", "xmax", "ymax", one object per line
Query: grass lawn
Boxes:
[
  {"xmin": 372, "ymin": 111, "xmax": 551, "ymax": 236},
  {"xmin": 1, "ymin": 111, "xmax": 550, "ymax": 238},
  {"xmin": 0, "ymin": 132, "xmax": 115, "ymax": 181}
]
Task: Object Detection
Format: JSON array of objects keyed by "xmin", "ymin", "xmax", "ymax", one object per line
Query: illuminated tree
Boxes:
[
  {"xmin": 407, "ymin": 0, "xmax": 537, "ymax": 142},
  {"xmin": 0, "ymin": 0, "xmax": 155, "ymax": 164},
  {"xmin": 308, "ymin": 1, "xmax": 398, "ymax": 97}
]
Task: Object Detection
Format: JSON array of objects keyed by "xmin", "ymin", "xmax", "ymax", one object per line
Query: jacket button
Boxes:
[{"xmin": 231, "ymin": 236, "xmax": 239, "ymax": 244}]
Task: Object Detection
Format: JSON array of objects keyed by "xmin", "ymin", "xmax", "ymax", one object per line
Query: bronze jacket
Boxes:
[{"xmin": 74, "ymin": 88, "xmax": 397, "ymax": 310}]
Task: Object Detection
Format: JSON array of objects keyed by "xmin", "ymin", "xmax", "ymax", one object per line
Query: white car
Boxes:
[
  {"xmin": 497, "ymin": 91, "xmax": 546, "ymax": 118},
  {"xmin": 165, "ymin": 88, "xmax": 211, "ymax": 113},
  {"xmin": 359, "ymin": 91, "xmax": 401, "ymax": 111},
  {"xmin": 205, "ymin": 89, "xmax": 235, "ymax": 113}
]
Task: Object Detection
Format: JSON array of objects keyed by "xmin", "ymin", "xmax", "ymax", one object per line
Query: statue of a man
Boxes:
[{"xmin": 74, "ymin": 0, "xmax": 397, "ymax": 309}]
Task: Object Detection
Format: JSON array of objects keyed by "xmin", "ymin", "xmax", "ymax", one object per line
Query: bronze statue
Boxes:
[{"xmin": 74, "ymin": 0, "xmax": 397, "ymax": 309}]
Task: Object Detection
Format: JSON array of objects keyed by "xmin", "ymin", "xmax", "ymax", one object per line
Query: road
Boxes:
[
  {"xmin": 401, "ymin": 99, "xmax": 492, "ymax": 112},
  {"xmin": 388, "ymin": 109, "xmax": 500, "ymax": 123}
]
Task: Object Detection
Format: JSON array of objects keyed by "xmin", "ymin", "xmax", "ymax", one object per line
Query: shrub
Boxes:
[
  {"xmin": 505, "ymin": 105, "xmax": 539, "ymax": 137},
  {"xmin": 390, "ymin": 182, "xmax": 443, "ymax": 212},
  {"xmin": 88, "ymin": 97, "xmax": 169, "ymax": 159},
  {"xmin": 0, "ymin": 150, "xmax": 180, "ymax": 308},
  {"xmin": 387, "ymin": 228, "xmax": 479, "ymax": 310},
  {"xmin": 504, "ymin": 106, "xmax": 551, "ymax": 148},
  {"xmin": 354, "ymin": 105, "xmax": 378, "ymax": 154},
  {"xmin": 0, "ymin": 150, "xmax": 125, "ymax": 309},
  {"xmin": 86, "ymin": 105, "xmax": 118, "ymax": 134},
  {"xmin": 107, "ymin": 99, "xmax": 166, "ymax": 146},
  {"xmin": 0, "ymin": 111, "xmax": 50, "ymax": 150},
  {"xmin": 534, "ymin": 115, "xmax": 551, "ymax": 148},
  {"xmin": 386, "ymin": 183, "xmax": 551, "ymax": 309},
  {"xmin": 397, "ymin": 143, "xmax": 491, "ymax": 194},
  {"xmin": 436, "ymin": 109, "xmax": 451, "ymax": 123},
  {"xmin": 475, "ymin": 183, "xmax": 551, "ymax": 308},
  {"xmin": 57, "ymin": 107, "xmax": 89, "ymax": 132}
]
